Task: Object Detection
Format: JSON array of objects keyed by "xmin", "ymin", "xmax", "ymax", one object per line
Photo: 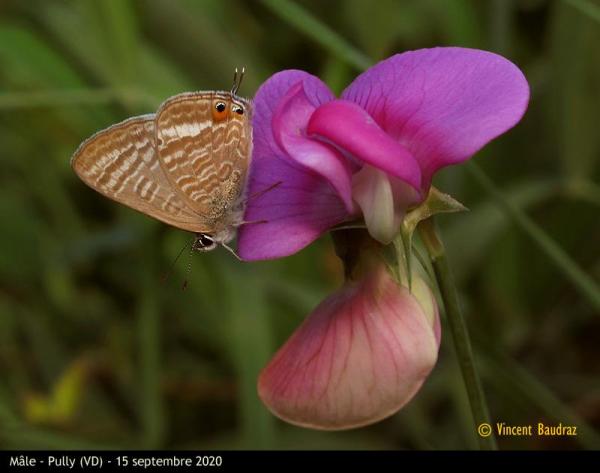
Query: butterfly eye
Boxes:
[
  {"xmin": 198, "ymin": 234, "xmax": 214, "ymax": 246},
  {"xmin": 193, "ymin": 234, "xmax": 216, "ymax": 251},
  {"xmin": 232, "ymin": 105, "xmax": 244, "ymax": 115},
  {"xmin": 212, "ymin": 100, "xmax": 230, "ymax": 122}
]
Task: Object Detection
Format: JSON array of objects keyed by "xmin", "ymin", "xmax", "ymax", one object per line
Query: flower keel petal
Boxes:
[{"xmin": 307, "ymin": 100, "xmax": 422, "ymax": 193}]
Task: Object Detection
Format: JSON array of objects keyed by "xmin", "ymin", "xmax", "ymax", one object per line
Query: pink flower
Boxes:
[
  {"xmin": 258, "ymin": 261, "xmax": 440, "ymax": 430},
  {"xmin": 238, "ymin": 47, "xmax": 529, "ymax": 429},
  {"xmin": 238, "ymin": 47, "xmax": 529, "ymax": 259}
]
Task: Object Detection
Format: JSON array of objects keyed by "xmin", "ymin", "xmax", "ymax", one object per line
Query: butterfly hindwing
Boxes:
[{"xmin": 71, "ymin": 115, "xmax": 211, "ymax": 233}]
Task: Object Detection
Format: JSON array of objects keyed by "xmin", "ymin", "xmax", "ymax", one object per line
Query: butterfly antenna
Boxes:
[
  {"xmin": 161, "ymin": 237, "xmax": 194, "ymax": 284},
  {"xmin": 234, "ymin": 181, "xmax": 282, "ymax": 228},
  {"xmin": 182, "ymin": 244, "xmax": 196, "ymax": 290},
  {"xmin": 231, "ymin": 66, "xmax": 245, "ymax": 95},
  {"xmin": 237, "ymin": 219, "xmax": 268, "ymax": 227},
  {"xmin": 221, "ymin": 242, "xmax": 242, "ymax": 261},
  {"xmin": 239, "ymin": 66, "xmax": 245, "ymax": 91},
  {"xmin": 231, "ymin": 68, "xmax": 238, "ymax": 94}
]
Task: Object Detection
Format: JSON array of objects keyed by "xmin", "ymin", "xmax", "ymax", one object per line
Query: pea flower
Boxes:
[
  {"xmin": 238, "ymin": 47, "xmax": 529, "ymax": 257},
  {"xmin": 238, "ymin": 47, "xmax": 529, "ymax": 429}
]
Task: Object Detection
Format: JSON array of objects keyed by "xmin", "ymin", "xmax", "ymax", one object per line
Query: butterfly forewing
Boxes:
[
  {"xmin": 155, "ymin": 91, "xmax": 251, "ymax": 224},
  {"xmin": 71, "ymin": 115, "xmax": 210, "ymax": 233}
]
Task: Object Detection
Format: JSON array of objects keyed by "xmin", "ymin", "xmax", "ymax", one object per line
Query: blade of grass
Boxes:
[
  {"xmin": 551, "ymin": 2, "xmax": 600, "ymax": 181},
  {"xmin": 147, "ymin": 0, "xmax": 269, "ymax": 90},
  {"xmin": 480, "ymin": 352, "xmax": 600, "ymax": 449},
  {"xmin": 0, "ymin": 24, "xmax": 115, "ymax": 126},
  {"xmin": 38, "ymin": 2, "xmax": 190, "ymax": 103},
  {"xmin": 444, "ymin": 178, "xmax": 560, "ymax": 284},
  {"xmin": 565, "ymin": 178, "xmax": 600, "ymax": 207},
  {"xmin": 466, "ymin": 162, "xmax": 600, "ymax": 312},
  {"xmin": 94, "ymin": 0, "xmax": 140, "ymax": 84},
  {"xmin": 222, "ymin": 264, "xmax": 276, "ymax": 449},
  {"xmin": 0, "ymin": 425, "xmax": 122, "ymax": 450},
  {"xmin": 0, "ymin": 386, "xmax": 125, "ymax": 449},
  {"xmin": 437, "ymin": 0, "xmax": 483, "ymax": 46},
  {"xmin": 259, "ymin": 0, "xmax": 373, "ymax": 71},
  {"xmin": 0, "ymin": 89, "xmax": 156, "ymax": 110},
  {"xmin": 137, "ymin": 241, "xmax": 165, "ymax": 449},
  {"xmin": 489, "ymin": 0, "xmax": 513, "ymax": 54},
  {"xmin": 563, "ymin": 0, "xmax": 600, "ymax": 24}
]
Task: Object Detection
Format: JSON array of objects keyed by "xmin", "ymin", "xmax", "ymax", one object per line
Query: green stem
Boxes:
[
  {"xmin": 137, "ymin": 243, "xmax": 164, "ymax": 449},
  {"xmin": 419, "ymin": 218, "xmax": 498, "ymax": 450}
]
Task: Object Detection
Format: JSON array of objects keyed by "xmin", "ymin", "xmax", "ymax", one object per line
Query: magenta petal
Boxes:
[
  {"xmin": 237, "ymin": 159, "xmax": 351, "ymax": 261},
  {"xmin": 238, "ymin": 70, "xmax": 352, "ymax": 260},
  {"xmin": 258, "ymin": 266, "xmax": 440, "ymax": 430},
  {"xmin": 307, "ymin": 100, "xmax": 422, "ymax": 193},
  {"xmin": 273, "ymin": 83, "xmax": 354, "ymax": 212},
  {"xmin": 252, "ymin": 70, "xmax": 335, "ymax": 165},
  {"xmin": 342, "ymin": 47, "xmax": 530, "ymax": 187}
]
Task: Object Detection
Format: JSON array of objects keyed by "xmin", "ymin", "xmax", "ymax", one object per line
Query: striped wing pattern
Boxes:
[
  {"xmin": 71, "ymin": 92, "xmax": 251, "ymax": 234},
  {"xmin": 155, "ymin": 92, "xmax": 251, "ymax": 225}
]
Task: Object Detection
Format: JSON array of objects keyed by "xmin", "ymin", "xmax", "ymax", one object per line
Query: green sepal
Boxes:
[{"xmin": 395, "ymin": 187, "xmax": 467, "ymax": 291}]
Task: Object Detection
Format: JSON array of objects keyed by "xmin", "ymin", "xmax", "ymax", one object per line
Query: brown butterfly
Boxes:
[{"xmin": 71, "ymin": 70, "xmax": 251, "ymax": 255}]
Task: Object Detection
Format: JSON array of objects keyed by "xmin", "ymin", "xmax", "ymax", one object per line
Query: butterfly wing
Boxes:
[
  {"xmin": 71, "ymin": 115, "xmax": 211, "ymax": 233},
  {"xmin": 154, "ymin": 91, "xmax": 252, "ymax": 224}
]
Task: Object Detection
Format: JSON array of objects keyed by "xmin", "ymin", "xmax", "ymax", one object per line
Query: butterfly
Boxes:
[{"xmin": 71, "ymin": 69, "xmax": 251, "ymax": 255}]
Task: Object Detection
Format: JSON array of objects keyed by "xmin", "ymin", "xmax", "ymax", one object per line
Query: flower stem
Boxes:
[{"xmin": 419, "ymin": 218, "xmax": 498, "ymax": 450}]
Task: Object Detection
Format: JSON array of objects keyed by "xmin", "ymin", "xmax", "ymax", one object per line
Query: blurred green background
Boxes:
[{"xmin": 0, "ymin": 0, "xmax": 599, "ymax": 450}]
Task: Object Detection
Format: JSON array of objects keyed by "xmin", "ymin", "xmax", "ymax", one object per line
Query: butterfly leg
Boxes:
[
  {"xmin": 220, "ymin": 241, "xmax": 242, "ymax": 260},
  {"xmin": 244, "ymin": 180, "xmax": 282, "ymax": 203},
  {"xmin": 226, "ymin": 181, "xmax": 284, "ymax": 230},
  {"xmin": 235, "ymin": 218, "xmax": 267, "ymax": 227}
]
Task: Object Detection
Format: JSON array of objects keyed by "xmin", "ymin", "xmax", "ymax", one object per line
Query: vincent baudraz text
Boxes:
[{"xmin": 8, "ymin": 454, "xmax": 224, "ymax": 469}]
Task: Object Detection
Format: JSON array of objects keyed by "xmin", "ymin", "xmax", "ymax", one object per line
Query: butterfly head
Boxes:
[
  {"xmin": 192, "ymin": 228, "xmax": 241, "ymax": 259},
  {"xmin": 192, "ymin": 233, "xmax": 217, "ymax": 252},
  {"xmin": 211, "ymin": 93, "xmax": 250, "ymax": 124}
]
